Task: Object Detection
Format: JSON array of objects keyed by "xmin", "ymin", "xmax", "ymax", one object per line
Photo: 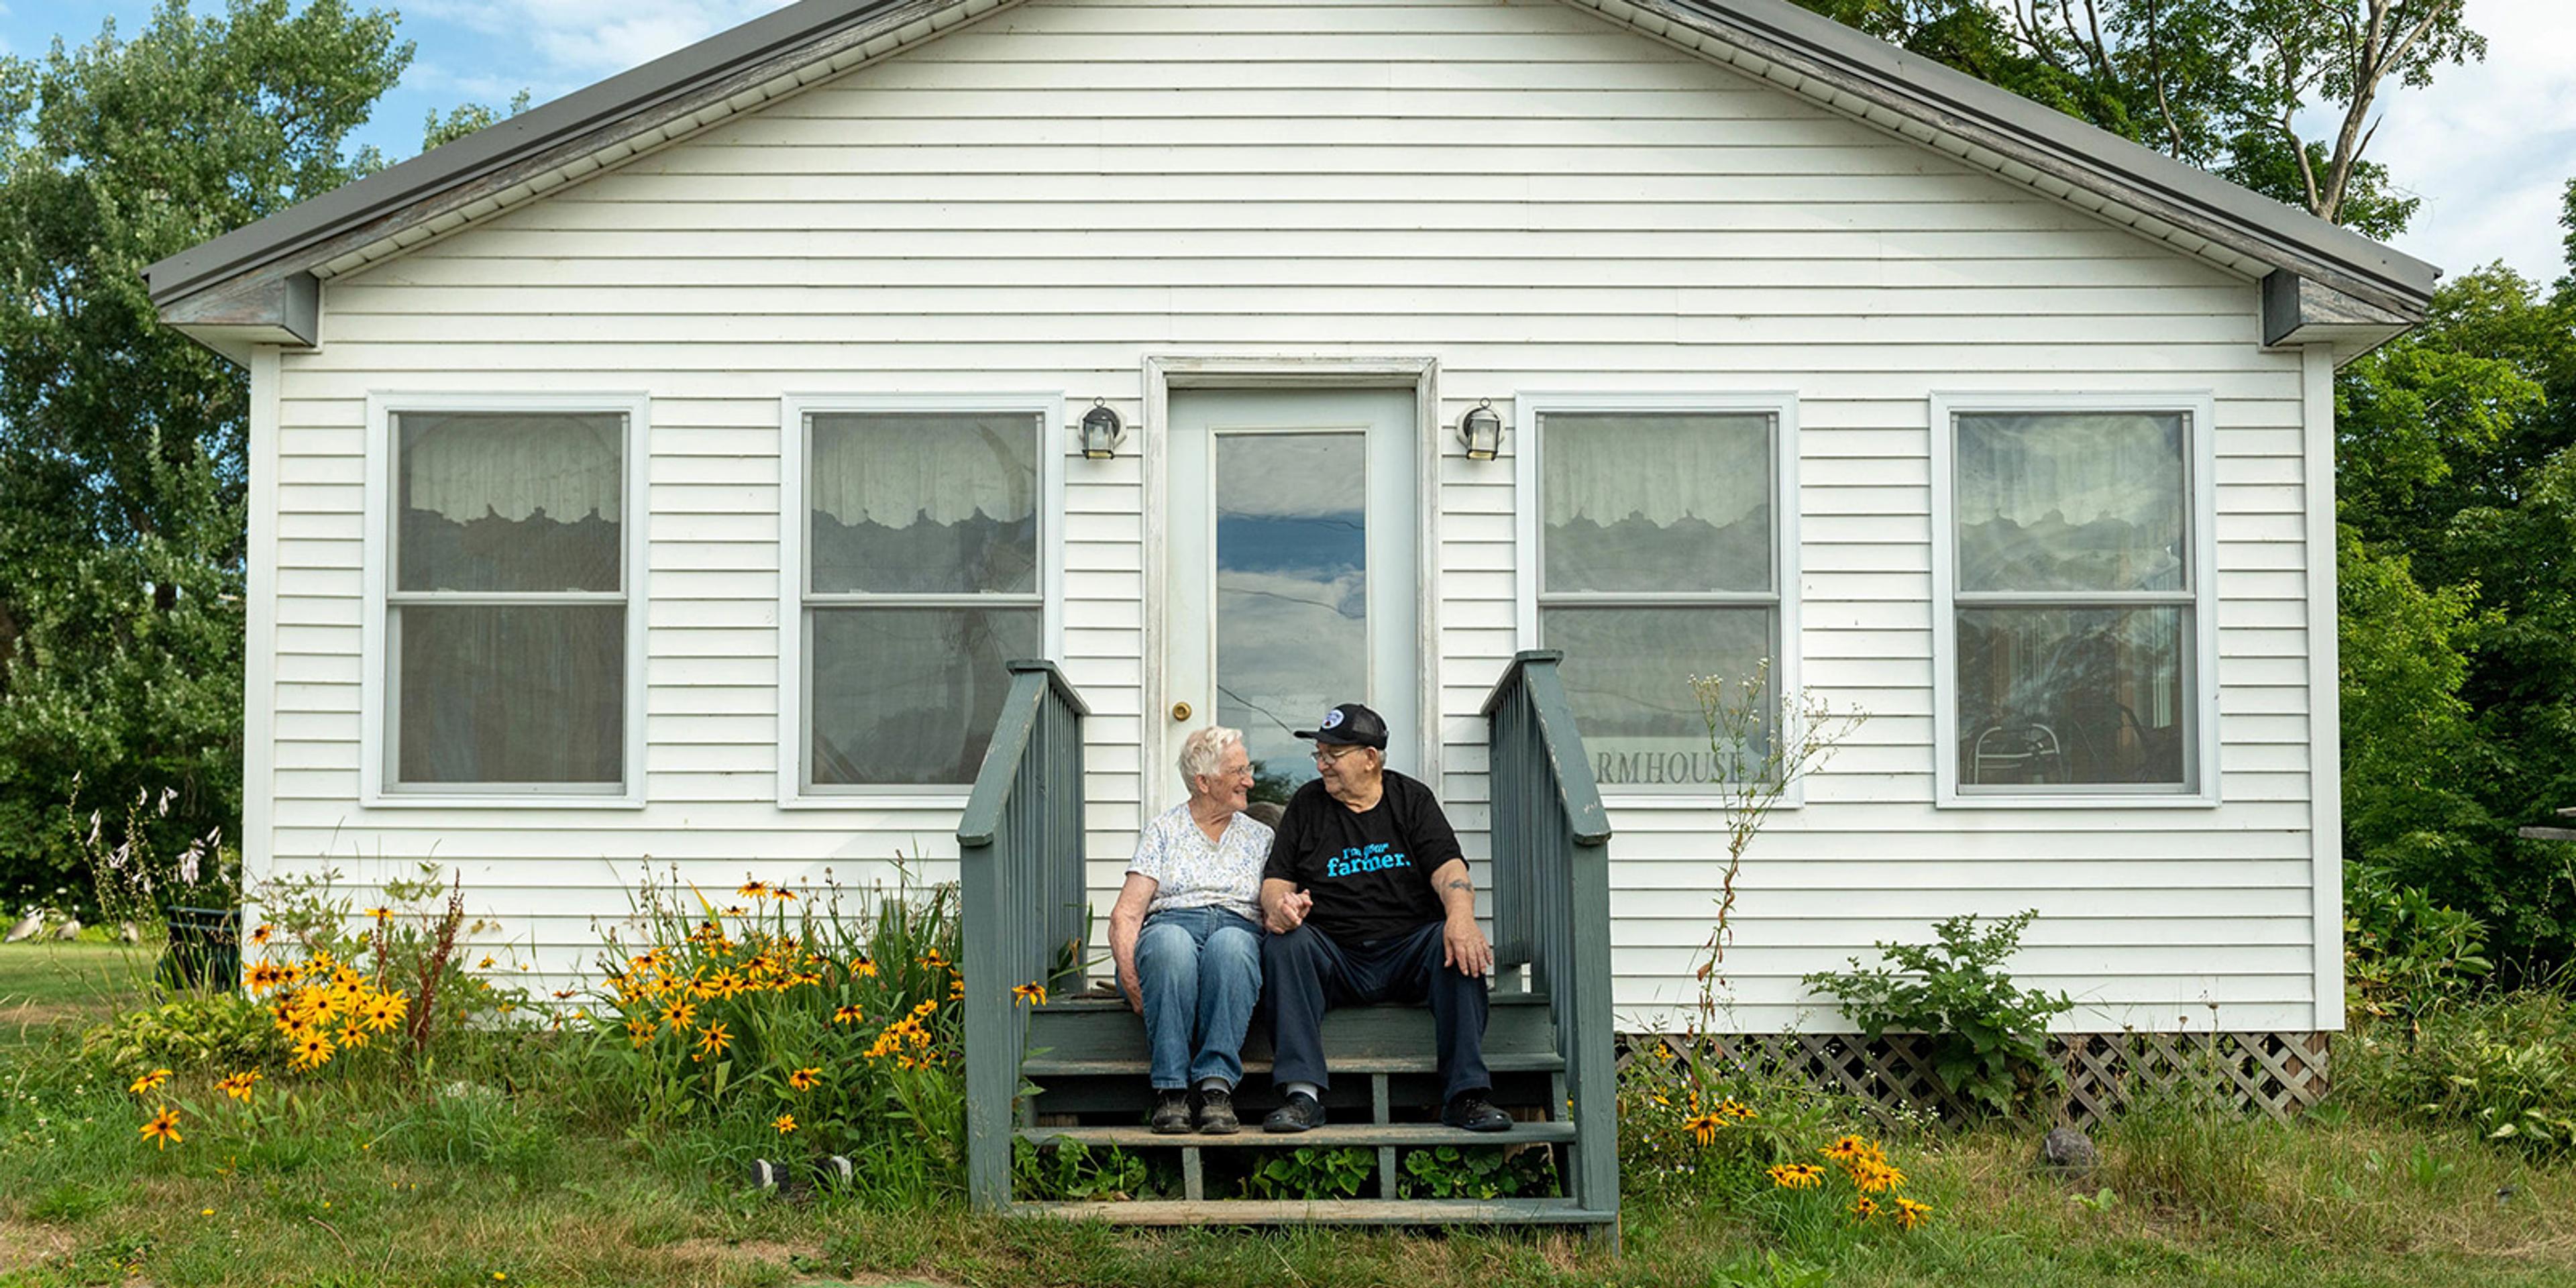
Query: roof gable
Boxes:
[{"xmin": 146, "ymin": 0, "xmax": 2434, "ymax": 362}]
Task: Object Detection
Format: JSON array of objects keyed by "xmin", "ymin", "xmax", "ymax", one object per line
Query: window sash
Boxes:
[
  {"xmin": 1534, "ymin": 407, "xmax": 1784, "ymax": 793},
  {"xmin": 797, "ymin": 409, "xmax": 1047, "ymax": 793},
  {"xmin": 384, "ymin": 409, "xmax": 634, "ymax": 794},
  {"xmin": 1937, "ymin": 402, "xmax": 2208, "ymax": 802}
]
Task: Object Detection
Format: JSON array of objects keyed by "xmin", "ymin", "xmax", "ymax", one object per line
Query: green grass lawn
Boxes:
[
  {"xmin": 0, "ymin": 942, "xmax": 152, "ymax": 1051},
  {"xmin": 6, "ymin": 949, "xmax": 2574, "ymax": 1288}
]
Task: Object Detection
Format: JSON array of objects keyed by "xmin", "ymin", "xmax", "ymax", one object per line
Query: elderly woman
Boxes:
[{"xmin": 1110, "ymin": 726, "xmax": 1273, "ymax": 1134}]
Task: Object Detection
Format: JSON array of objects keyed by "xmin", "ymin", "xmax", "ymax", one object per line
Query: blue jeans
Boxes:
[{"xmin": 1134, "ymin": 906, "xmax": 1264, "ymax": 1090}]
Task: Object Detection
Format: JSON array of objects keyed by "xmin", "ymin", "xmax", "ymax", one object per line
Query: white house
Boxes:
[{"xmin": 148, "ymin": 0, "xmax": 2432, "ymax": 1049}]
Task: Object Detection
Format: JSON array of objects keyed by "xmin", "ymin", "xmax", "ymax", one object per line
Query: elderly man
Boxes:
[
  {"xmin": 1257, "ymin": 703, "xmax": 1510, "ymax": 1134},
  {"xmin": 1108, "ymin": 726, "xmax": 1273, "ymax": 1134}
]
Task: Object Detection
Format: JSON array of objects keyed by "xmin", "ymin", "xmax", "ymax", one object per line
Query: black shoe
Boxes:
[
  {"xmin": 1150, "ymin": 1089, "xmax": 1193, "ymax": 1134},
  {"xmin": 1262, "ymin": 1091, "xmax": 1326, "ymax": 1133},
  {"xmin": 1442, "ymin": 1093, "xmax": 1511, "ymax": 1133},
  {"xmin": 1197, "ymin": 1087, "xmax": 1240, "ymax": 1135}
]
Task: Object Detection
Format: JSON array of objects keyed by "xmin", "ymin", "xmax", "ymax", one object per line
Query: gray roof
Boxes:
[{"xmin": 144, "ymin": 0, "xmax": 2438, "ymax": 331}]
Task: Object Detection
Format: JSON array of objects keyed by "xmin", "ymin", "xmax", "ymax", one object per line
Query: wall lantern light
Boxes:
[
  {"xmin": 1081, "ymin": 399, "xmax": 1126, "ymax": 460},
  {"xmin": 1456, "ymin": 399, "xmax": 1504, "ymax": 461}
]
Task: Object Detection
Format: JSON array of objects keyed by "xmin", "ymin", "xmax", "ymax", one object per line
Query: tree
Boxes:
[
  {"xmin": 0, "ymin": 0, "xmax": 411, "ymax": 910},
  {"xmin": 1791, "ymin": 1, "xmax": 2483, "ymax": 234}
]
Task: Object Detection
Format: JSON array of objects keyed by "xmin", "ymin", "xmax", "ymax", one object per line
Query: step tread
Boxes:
[
  {"xmin": 1040, "ymin": 992, "xmax": 1551, "ymax": 1013},
  {"xmin": 1011, "ymin": 1197, "xmax": 1609, "ymax": 1226},
  {"xmin": 1020, "ymin": 1122, "xmax": 1575, "ymax": 1148},
  {"xmin": 1022, "ymin": 1051, "xmax": 1566, "ymax": 1077}
]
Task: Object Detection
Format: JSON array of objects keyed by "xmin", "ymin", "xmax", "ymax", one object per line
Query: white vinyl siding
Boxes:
[{"xmin": 252, "ymin": 0, "xmax": 2327, "ymax": 1034}]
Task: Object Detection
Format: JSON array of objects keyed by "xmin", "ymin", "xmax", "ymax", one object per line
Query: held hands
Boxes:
[
  {"xmin": 1442, "ymin": 912, "xmax": 1493, "ymax": 979},
  {"xmin": 1267, "ymin": 889, "xmax": 1314, "ymax": 934}
]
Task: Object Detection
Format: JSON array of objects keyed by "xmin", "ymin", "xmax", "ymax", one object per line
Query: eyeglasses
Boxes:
[{"xmin": 1309, "ymin": 745, "xmax": 1365, "ymax": 765}]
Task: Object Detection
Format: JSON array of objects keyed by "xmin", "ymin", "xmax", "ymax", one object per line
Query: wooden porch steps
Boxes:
[
  {"xmin": 1014, "ymin": 1197, "xmax": 1609, "ymax": 1226},
  {"xmin": 1020, "ymin": 1122, "xmax": 1579, "ymax": 1148},
  {"xmin": 1021, "ymin": 1051, "xmax": 1567, "ymax": 1078}
]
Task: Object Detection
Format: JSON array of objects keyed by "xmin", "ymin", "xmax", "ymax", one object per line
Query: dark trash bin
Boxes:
[{"xmin": 158, "ymin": 906, "xmax": 240, "ymax": 990}]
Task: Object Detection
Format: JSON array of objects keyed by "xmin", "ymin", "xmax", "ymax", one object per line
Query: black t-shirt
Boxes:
[{"xmin": 1262, "ymin": 770, "xmax": 1464, "ymax": 946}]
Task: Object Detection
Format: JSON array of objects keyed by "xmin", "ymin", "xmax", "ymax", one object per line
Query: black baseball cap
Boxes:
[{"xmin": 1293, "ymin": 702, "xmax": 1388, "ymax": 749}]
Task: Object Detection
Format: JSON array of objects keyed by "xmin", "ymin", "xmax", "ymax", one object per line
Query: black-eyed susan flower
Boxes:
[
  {"xmin": 832, "ymin": 1004, "xmax": 863, "ymax": 1025},
  {"xmin": 1718, "ymin": 1097, "xmax": 1755, "ymax": 1120},
  {"xmin": 694, "ymin": 1022, "xmax": 733, "ymax": 1063},
  {"xmin": 140, "ymin": 1106, "xmax": 182, "ymax": 1149},
  {"xmin": 217, "ymin": 1070, "xmax": 262, "ymax": 1102},
  {"xmin": 773, "ymin": 1114, "xmax": 796, "ymax": 1134},
  {"xmin": 1848, "ymin": 1195, "xmax": 1880, "ymax": 1223},
  {"xmin": 366, "ymin": 906, "xmax": 394, "ymax": 922},
  {"xmin": 1682, "ymin": 1112, "xmax": 1724, "ymax": 1146},
  {"xmin": 851, "ymin": 957, "xmax": 877, "ymax": 977},
  {"xmin": 917, "ymin": 949, "xmax": 948, "ymax": 971},
  {"xmin": 129, "ymin": 1067, "xmax": 172, "ymax": 1095},
  {"xmin": 1012, "ymin": 981, "xmax": 1049, "ymax": 1008},
  {"xmin": 737, "ymin": 879, "xmax": 773, "ymax": 900},
  {"xmin": 624, "ymin": 1017, "xmax": 655, "ymax": 1046},
  {"xmin": 788, "ymin": 1067, "xmax": 822, "ymax": 1091},
  {"xmin": 659, "ymin": 999, "xmax": 698, "ymax": 1030},
  {"xmin": 1766, "ymin": 1163, "xmax": 1824, "ymax": 1189},
  {"xmin": 290, "ymin": 1032, "xmax": 335, "ymax": 1071},
  {"xmin": 1893, "ymin": 1197, "xmax": 1932, "ymax": 1230},
  {"xmin": 478, "ymin": 956, "xmax": 495, "ymax": 969},
  {"xmin": 251, "ymin": 923, "xmax": 274, "ymax": 947},
  {"xmin": 364, "ymin": 993, "xmax": 408, "ymax": 1034},
  {"xmin": 246, "ymin": 961, "xmax": 288, "ymax": 994}
]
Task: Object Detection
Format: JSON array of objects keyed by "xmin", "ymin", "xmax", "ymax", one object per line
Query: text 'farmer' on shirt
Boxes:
[{"xmin": 1325, "ymin": 844, "xmax": 1409, "ymax": 877}]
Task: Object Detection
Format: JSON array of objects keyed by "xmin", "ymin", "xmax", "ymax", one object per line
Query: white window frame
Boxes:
[
  {"xmin": 359, "ymin": 391, "xmax": 651, "ymax": 809},
  {"xmin": 1513, "ymin": 390, "xmax": 1803, "ymax": 809},
  {"xmin": 777, "ymin": 392, "xmax": 1066, "ymax": 808},
  {"xmin": 1929, "ymin": 390, "xmax": 2222, "ymax": 809}
]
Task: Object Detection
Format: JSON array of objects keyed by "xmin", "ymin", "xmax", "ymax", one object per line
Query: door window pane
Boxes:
[
  {"xmin": 810, "ymin": 413, "xmax": 1038, "ymax": 594},
  {"xmin": 1956, "ymin": 606, "xmax": 2187, "ymax": 787},
  {"xmin": 1214, "ymin": 433, "xmax": 1366, "ymax": 795},
  {"xmin": 396, "ymin": 413, "xmax": 623, "ymax": 593},
  {"xmin": 396, "ymin": 604, "xmax": 625, "ymax": 784},
  {"xmin": 1542, "ymin": 606, "xmax": 1771, "ymax": 788},
  {"xmin": 1542, "ymin": 413, "xmax": 1772, "ymax": 593},
  {"xmin": 1955, "ymin": 413, "xmax": 2186, "ymax": 594},
  {"xmin": 810, "ymin": 606, "xmax": 1042, "ymax": 787}
]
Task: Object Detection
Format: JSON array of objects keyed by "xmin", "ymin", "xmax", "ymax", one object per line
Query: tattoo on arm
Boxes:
[{"xmin": 1441, "ymin": 877, "xmax": 1473, "ymax": 896}]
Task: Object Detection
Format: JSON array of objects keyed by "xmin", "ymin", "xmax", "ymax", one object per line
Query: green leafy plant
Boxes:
[
  {"xmin": 1012, "ymin": 1138, "xmax": 1147, "ymax": 1201},
  {"xmin": 1240, "ymin": 1146, "xmax": 1374, "ymax": 1199},
  {"xmin": 2346, "ymin": 865, "xmax": 2493, "ymax": 1027},
  {"xmin": 1395, "ymin": 1144, "xmax": 1556, "ymax": 1199},
  {"xmin": 1803, "ymin": 911, "xmax": 2074, "ymax": 1119},
  {"xmin": 78, "ymin": 991, "xmax": 281, "ymax": 1077}
]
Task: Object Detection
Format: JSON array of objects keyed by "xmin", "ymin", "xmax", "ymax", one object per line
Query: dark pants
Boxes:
[{"xmin": 1263, "ymin": 921, "xmax": 1491, "ymax": 1103}]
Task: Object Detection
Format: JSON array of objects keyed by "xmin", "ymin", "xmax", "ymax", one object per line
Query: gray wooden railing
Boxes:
[
  {"xmin": 959, "ymin": 659, "xmax": 1090, "ymax": 1212},
  {"xmin": 1482, "ymin": 650, "xmax": 1619, "ymax": 1226}
]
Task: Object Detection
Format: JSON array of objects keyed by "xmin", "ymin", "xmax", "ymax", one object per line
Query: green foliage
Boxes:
[
  {"xmin": 1238, "ymin": 1145, "xmax": 1374, "ymax": 1199},
  {"xmin": 1803, "ymin": 912, "xmax": 2073, "ymax": 1119},
  {"xmin": 1788, "ymin": 0, "xmax": 2482, "ymax": 229},
  {"xmin": 1012, "ymin": 1138, "xmax": 1147, "ymax": 1201},
  {"xmin": 2345, "ymin": 865, "xmax": 2493, "ymax": 1025},
  {"xmin": 1394, "ymin": 1144, "xmax": 1557, "ymax": 1199},
  {"xmin": 422, "ymin": 88, "xmax": 531, "ymax": 152},
  {"xmin": 2343, "ymin": 990, "xmax": 2576, "ymax": 1159},
  {"xmin": 0, "ymin": 0, "xmax": 412, "ymax": 912},
  {"xmin": 77, "ymin": 990, "xmax": 281, "ymax": 1075}
]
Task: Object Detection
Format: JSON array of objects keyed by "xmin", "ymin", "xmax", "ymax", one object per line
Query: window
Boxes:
[
  {"xmin": 364, "ymin": 396, "xmax": 647, "ymax": 802},
  {"xmin": 1519, "ymin": 395, "xmax": 1796, "ymax": 793},
  {"xmin": 1931, "ymin": 394, "xmax": 2218, "ymax": 804},
  {"xmin": 783, "ymin": 399, "xmax": 1057, "ymax": 796}
]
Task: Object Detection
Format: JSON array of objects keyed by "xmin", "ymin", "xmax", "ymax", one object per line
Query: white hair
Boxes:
[{"xmin": 1177, "ymin": 726, "xmax": 1246, "ymax": 784}]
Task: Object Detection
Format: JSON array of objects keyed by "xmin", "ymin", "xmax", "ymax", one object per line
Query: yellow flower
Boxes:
[
  {"xmin": 129, "ymin": 1067, "xmax": 172, "ymax": 1095},
  {"xmin": 140, "ymin": 1106, "xmax": 182, "ymax": 1149},
  {"xmin": 364, "ymin": 993, "xmax": 408, "ymax": 1033},
  {"xmin": 478, "ymin": 956, "xmax": 495, "ymax": 969},
  {"xmin": 1849, "ymin": 1195, "xmax": 1880, "ymax": 1223},
  {"xmin": 246, "ymin": 961, "xmax": 289, "ymax": 994},
  {"xmin": 659, "ymin": 999, "xmax": 698, "ymax": 1030},
  {"xmin": 773, "ymin": 887, "xmax": 796, "ymax": 902},
  {"xmin": 911, "ymin": 998, "xmax": 938, "ymax": 1019},
  {"xmin": 773, "ymin": 1114, "xmax": 797, "ymax": 1134},
  {"xmin": 1718, "ymin": 1097, "xmax": 1756, "ymax": 1120},
  {"xmin": 1682, "ymin": 1112, "xmax": 1725, "ymax": 1146},
  {"xmin": 251, "ymin": 923, "xmax": 274, "ymax": 947},
  {"xmin": 1893, "ymin": 1197, "xmax": 1933, "ymax": 1230},
  {"xmin": 290, "ymin": 1031, "xmax": 336, "ymax": 1071},
  {"xmin": 917, "ymin": 949, "xmax": 948, "ymax": 971},
  {"xmin": 217, "ymin": 1070, "xmax": 262, "ymax": 1102},
  {"xmin": 625, "ymin": 1017, "xmax": 655, "ymax": 1046},
  {"xmin": 851, "ymin": 957, "xmax": 877, "ymax": 977},
  {"xmin": 1012, "ymin": 981, "xmax": 1049, "ymax": 1008},
  {"xmin": 1766, "ymin": 1163, "xmax": 1824, "ymax": 1190},
  {"xmin": 832, "ymin": 1004, "xmax": 863, "ymax": 1025},
  {"xmin": 366, "ymin": 906, "xmax": 394, "ymax": 922},
  {"xmin": 788, "ymin": 1067, "xmax": 823, "ymax": 1091},
  {"xmin": 737, "ymin": 879, "xmax": 773, "ymax": 900},
  {"xmin": 694, "ymin": 1021, "xmax": 733, "ymax": 1063},
  {"xmin": 949, "ymin": 977, "xmax": 965, "ymax": 1000},
  {"xmin": 1821, "ymin": 1135, "xmax": 1885, "ymax": 1166}
]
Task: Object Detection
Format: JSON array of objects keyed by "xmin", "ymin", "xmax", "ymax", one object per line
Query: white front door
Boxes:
[{"xmin": 1165, "ymin": 388, "xmax": 1419, "ymax": 807}]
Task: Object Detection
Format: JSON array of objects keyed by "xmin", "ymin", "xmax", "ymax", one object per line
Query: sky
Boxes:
[{"xmin": 1, "ymin": 0, "xmax": 2571, "ymax": 285}]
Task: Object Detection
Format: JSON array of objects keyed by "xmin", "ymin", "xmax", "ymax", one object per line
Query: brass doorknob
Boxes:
[{"xmin": 1171, "ymin": 702, "xmax": 1192, "ymax": 722}]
